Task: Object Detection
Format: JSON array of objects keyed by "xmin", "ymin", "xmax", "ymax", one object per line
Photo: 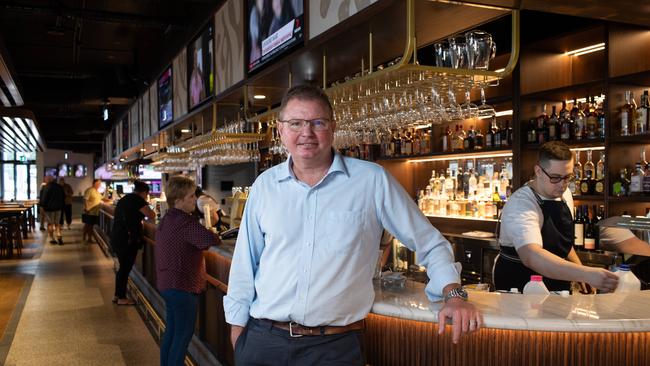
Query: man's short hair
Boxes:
[
  {"xmin": 279, "ymin": 84, "xmax": 333, "ymax": 120},
  {"xmin": 538, "ymin": 141, "xmax": 573, "ymax": 168},
  {"xmin": 93, "ymin": 179, "xmax": 101, "ymax": 185},
  {"xmin": 165, "ymin": 175, "xmax": 196, "ymax": 208},
  {"xmin": 133, "ymin": 180, "xmax": 150, "ymax": 193}
]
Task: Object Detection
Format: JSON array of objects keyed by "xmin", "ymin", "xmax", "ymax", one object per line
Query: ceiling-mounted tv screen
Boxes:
[
  {"xmin": 158, "ymin": 66, "xmax": 173, "ymax": 129},
  {"xmin": 74, "ymin": 164, "xmax": 87, "ymax": 178},
  {"xmin": 187, "ymin": 21, "xmax": 214, "ymax": 109},
  {"xmin": 247, "ymin": 0, "xmax": 304, "ymax": 74}
]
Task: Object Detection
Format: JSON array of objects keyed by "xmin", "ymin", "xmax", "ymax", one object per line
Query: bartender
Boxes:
[{"xmin": 493, "ymin": 141, "xmax": 619, "ymax": 292}]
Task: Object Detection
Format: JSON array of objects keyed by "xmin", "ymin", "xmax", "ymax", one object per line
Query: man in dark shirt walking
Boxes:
[
  {"xmin": 110, "ymin": 180, "xmax": 156, "ymax": 305},
  {"xmin": 39, "ymin": 175, "xmax": 65, "ymax": 245}
]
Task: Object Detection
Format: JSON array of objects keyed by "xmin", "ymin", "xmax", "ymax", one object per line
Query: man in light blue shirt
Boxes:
[{"xmin": 224, "ymin": 85, "xmax": 482, "ymax": 365}]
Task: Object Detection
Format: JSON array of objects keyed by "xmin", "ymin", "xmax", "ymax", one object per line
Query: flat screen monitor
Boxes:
[
  {"xmin": 187, "ymin": 21, "xmax": 214, "ymax": 109},
  {"xmin": 158, "ymin": 66, "xmax": 174, "ymax": 129},
  {"xmin": 74, "ymin": 164, "xmax": 87, "ymax": 178},
  {"xmin": 138, "ymin": 165, "xmax": 162, "ymax": 180},
  {"xmin": 44, "ymin": 166, "xmax": 57, "ymax": 178},
  {"xmin": 247, "ymin": 0, "xmax": 304, "ymax": 74},
  {"xmin": 57, "ymin": 163, "xmax": 70, "ymax": 177}
]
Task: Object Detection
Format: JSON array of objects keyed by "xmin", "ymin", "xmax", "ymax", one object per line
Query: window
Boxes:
[
  {"xmin": 16, "ymin": 164, "xmax": 28, "ymax": 200},
  {"xmin": 3, "ymin": 164, "xmax": 15, "ymax": 200},
  {"xmin": 2, "ymin": 151, "xmax": 14, "ymax": 161},
  {"xmin": 29, "ymin": 164, "xmax": 37, "ymax": 199}
]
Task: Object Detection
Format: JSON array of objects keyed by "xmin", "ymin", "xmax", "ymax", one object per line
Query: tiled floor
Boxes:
[{"xmin": 1, "ymin": 221, "xmax": 159, "ymax": 366}]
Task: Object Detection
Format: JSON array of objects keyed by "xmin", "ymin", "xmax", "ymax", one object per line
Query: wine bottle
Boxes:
[
  {"xmin": 621, "ymin": 91, "xmax": 634, "ymax": 137},
  {"xmin": 584, "ymin": 206, "xmax": 596, "ymax": 250},
  {"xmin": 574, "ymin": 205, "xmax": 584, "ymax": 249}
]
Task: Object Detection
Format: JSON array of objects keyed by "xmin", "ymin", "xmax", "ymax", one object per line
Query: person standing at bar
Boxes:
[
  {"xmin": 155, "ymin": 176, "xmax": 221, "ymax": 366},
  {"xmin": 58, "ymin": 177, "xmax": 73, "ymax": 230},
  {"xmin": 194, "ymin": 186, "xmax": 221, "ymax": 230},
  {"xmin": 493, "ymin": 141, "xmax": 619, "ymax": 292},
  {"xmin": 40, "ymin": 175, "xmax": 65, "ymax": 245},
  {"xmin": 82, "ymin": 179, "xmax": 106, "ymax": 244},
  {"xmin": 110, "ymin": 180, "xmax": 155, "ymax": 305},
  {"xmin": 224, "ymin": 85, "xmax": 481, "ymax": 366}
]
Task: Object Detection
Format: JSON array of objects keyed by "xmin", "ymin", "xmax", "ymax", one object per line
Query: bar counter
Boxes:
[{"xmin": 97, "ymin": 203, "xmax": 650, "ymax": 366}]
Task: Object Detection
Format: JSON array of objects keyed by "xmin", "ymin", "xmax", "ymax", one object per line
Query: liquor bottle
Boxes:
[
  {"xmin": 593, "ymin": 205, "xmax": 605, "ymax": 250},
  {"xmin": 474, "ymin": 129, "xmax": 484, "ymax": 150},
  {"xmin": 574, "ymin": 150, "xmax": 583, "ymax": 181},
  {"xmin": 584, "ymin": 206, "xmax": 596, "ymax": 250},
  {"xmin": 596, "ymin": 96, "xmax": 606, "ymax": 139},
  {"xmin": 501, "ymin": 120, "xmax": 512, "ymax": 147},
  {"xmin": 441, "ymin": 126, "xmax": 451, "ymax": 152},
  {"xmin": 612, "ymin": 168, "xmax": 630, "ymax": 197},
  {"xmin": 468, "ymin": 169, "xmax": 478, "ymax": 194},
  {"xmin": 644, "ymin": 161, "xmax": 650, "ymax": 196},
  {"xmin": 548, "ymin": 105, "xmax": 559, "ymax": 141},
  {"xmin": 580, "ymin": 169, "xmax": 594, "ymax": 195},
  {"xmin": 583, "ymin": 150, "xmax": 595, "ymax": 181},
  {"xmin": 636, "ymin": 90, "xmax": 649, "ymax": 135},
  {"xmin": 595, "ymin": 151, "xmax": 605, "ymax": 195},
  {"xmin": 456, "ymin": 167, "xmax": 464, "ymax": 198},
  {"xmin": 493, "ymin": 119, "xmax": 502, "ymax": 148},
  {"xmin": 464, "ymin": 126, "xmax": 475, "ymax": 150},
  {"xmin": 485, "ymin": 119, "xmax": 495, "ymax": 149},
  {"xmin": 620, "ymin": 91, "xmax": 634, "ymax": 136},
  {"xmin": 462, "ymin": 167, "xmax": 470, "ymax": 198},
  {"xmin": 586, "ymin": 96, "xmax": 598, "ymax": 139},
  {"xmin": 537, "ymin": 104, "xmax": 549, "ymax": 144},
  {"xmin": 412, "ymin": 129, "xmax": 421, "ymax": 156},
  {"xmin": 574, "ymin": 205, "xmax": 584, "ymax": 249},
  {"xmin": 560, "ymin": 100, "xmax": 572, "ymax": 141},
  {"xmin": 492, "ymin": 186, "xmax": 501, "ymax": 219},
  {"xmin": 573, "ymin": 99, "xmax": 585, "ymax": 140},
  {"xmin": 527, "ymin": 118, "xmax": 538, "ymax": 144},
  {"xmin": 452, "ymin": 125, "xmax": 463, "ymax": 151},
  {"xmin": 631, "ymin": 162, "xmax": 644, "ymax": 195},
  {"xmin": 421, "ymin": 127, "xmax": 431, "ymax": 154}
]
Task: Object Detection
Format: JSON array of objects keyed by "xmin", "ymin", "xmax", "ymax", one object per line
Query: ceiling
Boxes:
[
  {"xmin": 0, "ymin": 0, "xmax": 649, "ymax": 158},
  {"xmin": 0, "ymin": 0, "xmax": 221, "ymax": 155}
]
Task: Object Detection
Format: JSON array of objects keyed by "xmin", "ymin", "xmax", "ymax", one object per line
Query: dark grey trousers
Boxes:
[{"xmin": 235, "ymin": 318, "xmax": 365, "ymax": 366}]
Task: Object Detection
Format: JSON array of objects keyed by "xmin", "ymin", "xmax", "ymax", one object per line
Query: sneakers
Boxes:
[
  {"xmin": 57, "ymin": 238, "xmax": 63, "ymax": 245},
  {"xmin": 49, "ymin": 239, "xmax": 57, "ymax": 244}
]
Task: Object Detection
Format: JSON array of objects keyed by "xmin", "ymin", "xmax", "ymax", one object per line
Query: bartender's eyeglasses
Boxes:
[
  {"xmin": 538, "ymin": 165, "xmax": 575, "ymax": 184},
  {"xmin": 278, "ymin": 118, "xmax": 331, "ymax": 132}
]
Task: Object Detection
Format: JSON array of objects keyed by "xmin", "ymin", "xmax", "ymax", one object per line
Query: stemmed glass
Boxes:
[{"xmin": 477, "ymin": 87, "xmax": 496, "ymax": 118}]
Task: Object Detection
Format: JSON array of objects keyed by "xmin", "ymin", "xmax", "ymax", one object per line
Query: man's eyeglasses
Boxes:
[
  {"xmin": 538, "ymin": 165, "xmax": 575, "ymax": 184},
  {"xmin": 278, "ymin": 118, "xmax": 331, "ymax": 132}
]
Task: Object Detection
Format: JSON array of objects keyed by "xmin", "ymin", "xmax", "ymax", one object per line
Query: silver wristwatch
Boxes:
[{"xmin": 443, "ymin": 287, "xmax": 468, "ymax": 303}]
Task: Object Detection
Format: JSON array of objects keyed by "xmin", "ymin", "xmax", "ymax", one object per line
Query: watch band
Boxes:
[{"xmin": 443, "ymin": 287, "xmax": 468, "ymax": 303}]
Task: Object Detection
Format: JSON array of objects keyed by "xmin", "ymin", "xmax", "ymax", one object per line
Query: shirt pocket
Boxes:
[{"xmin": 322, "ymin": 210, "xmax": 365, "ymax": 255}]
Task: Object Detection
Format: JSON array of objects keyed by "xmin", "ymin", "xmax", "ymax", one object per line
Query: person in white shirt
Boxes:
[{"xmin": 494, "ymin": 141, "xmax": 619, "ymax": 292}]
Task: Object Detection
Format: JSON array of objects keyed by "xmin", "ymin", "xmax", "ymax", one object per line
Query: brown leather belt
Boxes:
[{"xmin": 259, "ymin": 318, "xmax": 366, "ymax": 337}]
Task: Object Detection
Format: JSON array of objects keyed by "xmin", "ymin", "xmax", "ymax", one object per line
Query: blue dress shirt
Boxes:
[{"xmin": 223, "ymin": 152, "xmax": 460, "ymax": 327}]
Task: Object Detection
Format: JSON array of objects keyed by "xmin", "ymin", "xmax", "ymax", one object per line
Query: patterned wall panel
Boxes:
[
  {"xmin": 173, "ymin": 48, "xmax": 188, "ymax": 119},
  {"xmin": 149, "ymin": 84, "xmax": 158, "ymax": 135},
  {"xmin": 215, "ymin": 0, "xmax": 244, "ymax": 95},
  {"xmin": 142, "ymin": 90, "xmax": 150, "ymax": 139},
  {"xmin": 309, "ymin": 0, "xmax": 378, "ymax": 40}
]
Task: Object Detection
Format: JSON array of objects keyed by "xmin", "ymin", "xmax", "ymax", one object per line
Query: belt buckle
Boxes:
[{"xmin": 288, "ymin": 321, "xmax": 303, "ymax": 338}]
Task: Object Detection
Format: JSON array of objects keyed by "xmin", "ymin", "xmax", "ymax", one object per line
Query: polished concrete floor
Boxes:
[{"xmin": 0, "ymin": 221, "xmax": 159, "ymax": 366}]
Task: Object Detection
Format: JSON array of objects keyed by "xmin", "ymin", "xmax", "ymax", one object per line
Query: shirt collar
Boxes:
[{"xmin": 275, "ymin": 150, "xmax": 349, "ymax": 183}]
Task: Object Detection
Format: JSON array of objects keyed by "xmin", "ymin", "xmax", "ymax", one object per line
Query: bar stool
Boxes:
[
  {"xmin": 6, "ymin": 217, "xmax": 22, "ymax": 257},
  {"xmin": 0, "ymin": 220, "xmax": 8, "ymax": 258}
]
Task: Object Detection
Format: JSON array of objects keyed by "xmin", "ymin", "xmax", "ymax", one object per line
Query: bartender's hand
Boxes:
[
  {"xmin": 230, "ymin": 325, "xmax": 245, "ymax": 350},
  {"xmin": 438, "ymin": 298, "xmax": 482, "ymax": 344},
  {"xmin": 585, "ymin": 267, "xmax": 619, "ymax": 293}
]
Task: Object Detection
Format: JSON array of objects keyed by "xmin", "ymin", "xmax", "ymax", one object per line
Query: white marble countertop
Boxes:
[{"xmin": 372, "ymin": 280, "xmax": 650, "ymax": 332}]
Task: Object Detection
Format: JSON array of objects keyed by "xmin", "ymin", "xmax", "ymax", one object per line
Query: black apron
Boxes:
[{"xmin": 493, "ymin": 185, "xmax": 574, "ymax": 292}]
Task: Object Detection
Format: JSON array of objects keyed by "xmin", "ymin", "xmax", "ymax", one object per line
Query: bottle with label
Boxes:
[
  {"xmin": 630, "ymin": 162, "xmax": 644, "ymax": 195},
  {"xmin": 548, "ymin": 105, "xmax": 559, "ymax": 141},
  {"xmin": 574, "ymin": 150, "xmax": 583, "ymax": 181},
  {"xmin": 523, "ymin": 275, "xmax": 550, "ymax": 294},
  {"xmin": 620, "ymin": 91, "xmax": 635, "ymax": 136},
  {"xmin": 612, "ymin": 168, "xmax": 630, "ymax": 197},
  {"xmin": 492, "ymin": 187, "xmax": 501, "ymax": 219},
  {"xmin": 537, "ymin": 104, "xmax": 549, "ymax": 144},
  {"xmin": 596, "ymin": 96, "xmax": 606, "ymax": 139},
  {"xmin": 586, "ymin": 96, "xmax": 598, "ymax": 139},
  {"xmin": 559, "ymin": 100, "xmax": 572, "ymax": 141},
  {"xmin": 574, "ymin": 205, "xmax": 584, "ymax": 249},
  {"xmin": 580, "ymin": 170, "xmax": 594, "ymax": 195},
  {"xmin": 441, "ymin": 126, "xmax": 451, "ymax": 152},
  {"xmin": 595, "ymin": 151, "xmax": 605, "ymax": 196},
  {"xmin": 584, "ymin": 149, "xmax": 595, "ymax": 182},
  {"xmin": 572, "ymin": 99, "xmax": 585, "ymax": 140},
  {"xmin": 614, "ymin": 264, "xmax": 641, "ymax": 293},
  {"xmin": 501, "ymin": 120, "xmax": 512, "ymax": 147},
  {"xmin": 635, "ymin": 91, "xmax": 648, "ymax": 135},
  {"xmin": 584, "ymin": 206, "xmax": 596, "ymax": 250},
  {"xmin": 474, "ymin": 129, "xmax": 484, "ymax": 150}
]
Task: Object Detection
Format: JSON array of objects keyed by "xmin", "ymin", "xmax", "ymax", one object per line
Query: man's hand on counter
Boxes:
[{"xmin": 437, "ymin": 291, "xmax": 482, "ymax": 344}]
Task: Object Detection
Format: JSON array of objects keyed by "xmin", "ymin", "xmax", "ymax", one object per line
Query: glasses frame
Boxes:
[
  {"xmin": 538, "ymin": 164, "xmax": 575, "ymax": 184},
  {"xmin": 278, "ymin": 118, "xmax": 333, "ymax": 132}
]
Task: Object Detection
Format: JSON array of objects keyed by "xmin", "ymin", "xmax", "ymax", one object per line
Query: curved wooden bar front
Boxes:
[{"xmin": 97, "ymin": 204, "xmax": 650, "ymax": 366}]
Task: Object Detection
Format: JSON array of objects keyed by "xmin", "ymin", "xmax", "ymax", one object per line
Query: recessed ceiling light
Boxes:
[
  {"xmin": 119, "ymin": 158, "xmax": 125, "ymax": 162},
  {"xmin": 253, "ymin": 94, "xmax": 266, "ymax": 100},
  {"xmin": 152, "ymin": 143, "xmax": 159, "ymax": 147},
  {"xmin": 181, "ymin": 129, "xmax": 191, "ymax": 133}
]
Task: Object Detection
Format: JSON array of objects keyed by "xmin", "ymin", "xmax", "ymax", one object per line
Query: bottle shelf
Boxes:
[
  {"xmin": 609, "ymin": 135, "xmax": 650, "ymax": 144},
  {"xmin": 572, "ymin": 195, "xmax": 605, "ymax": 201},
  {"xmin": 381, "ymin": 148, "xmax": 513, "ymax": 163},
  {"xmin": 519, "ymin": 80, "xmax": 605, "ymax": 101},
  {"xmin": 426, "ymin": 214, "xmax": 499, "ymax": 223},
  {"xmin": 608, "ymin": 196, "xmax": 650, "ymax": 203},
  {"xmin": 524, "ymin": 139, "xmax": 604, "ymax": 149}
]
